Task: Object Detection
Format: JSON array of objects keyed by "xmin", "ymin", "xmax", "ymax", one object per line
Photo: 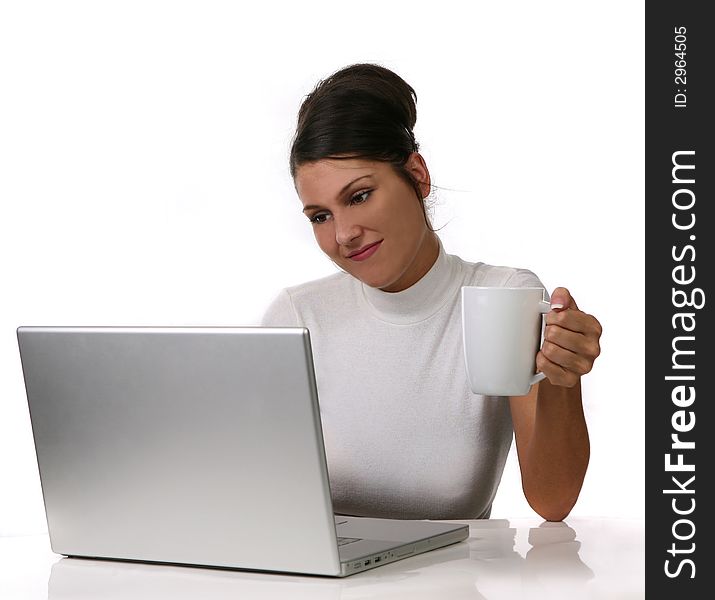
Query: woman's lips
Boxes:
[{"xmin": 348, "ymin": 240, "xmax": 383, "ymax": 262}]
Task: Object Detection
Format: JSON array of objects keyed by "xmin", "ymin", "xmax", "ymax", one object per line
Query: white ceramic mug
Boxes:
[{"xmin": 461, "ymin": 286, "xmax": 552, "ymax": 396}]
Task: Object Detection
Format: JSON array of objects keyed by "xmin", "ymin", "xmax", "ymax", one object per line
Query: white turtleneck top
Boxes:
[{"xmin": 261, "ymin": 239, "xmax": 546, "ymax": 519}]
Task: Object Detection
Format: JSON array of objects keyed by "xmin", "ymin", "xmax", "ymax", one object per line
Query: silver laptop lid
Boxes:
[{"xmin": 18, "ymin": 326, "xmax": 342, "ymax": 576}]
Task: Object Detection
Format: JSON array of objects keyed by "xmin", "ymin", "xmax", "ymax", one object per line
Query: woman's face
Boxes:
[{"xmin": 294, "ymin": 153, "xmax": 438, "ymax": 292}]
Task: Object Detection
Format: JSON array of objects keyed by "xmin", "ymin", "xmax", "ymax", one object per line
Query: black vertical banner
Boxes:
[{"xmin": 646, "ymin": 2, "xmax": 713, "ymax": 597}]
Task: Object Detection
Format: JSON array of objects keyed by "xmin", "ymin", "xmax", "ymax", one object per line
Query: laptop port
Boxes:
[
  {"xmin": 364, "ymin": 559, "xmax": 371, "ymax": 565},
  {"xmin": 374, "ymin": 556, "xmax": 381, "ymax": 563}
]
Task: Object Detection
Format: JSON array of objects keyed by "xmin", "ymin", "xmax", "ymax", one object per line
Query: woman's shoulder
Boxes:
[
  {"xmin": 450, "ymin": 252, "xmax": 545, "ymax": 289},
  {"xmin": 282, "ymin": 270, "xmax": 355, "ymax": 300},
  {"xmin": 260, "ymin": 271, "xmax": 356, "ymax": 327}
]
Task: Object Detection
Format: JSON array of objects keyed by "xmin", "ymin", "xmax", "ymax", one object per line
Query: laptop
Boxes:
[{"xmin": 17, "ymin": 326, "xmax": 469, "ymax": 577}]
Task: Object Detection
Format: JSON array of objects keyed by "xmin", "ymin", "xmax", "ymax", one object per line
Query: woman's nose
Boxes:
[{"xmin": 334, "ymin": 216, "xmax": 362, "ymax": 246}]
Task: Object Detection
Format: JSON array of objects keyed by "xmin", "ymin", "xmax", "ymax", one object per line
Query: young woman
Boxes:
[{"xmin": 262, "ymin": 63, "xmax": 602, "ymax": 522}]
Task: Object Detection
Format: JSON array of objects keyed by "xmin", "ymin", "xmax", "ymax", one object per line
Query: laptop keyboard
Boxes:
[{"xmin": 337, "ymin": 536, "xmax": 362, "ymax": 547}]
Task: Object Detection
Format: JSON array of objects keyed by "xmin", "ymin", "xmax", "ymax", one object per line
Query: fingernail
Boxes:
[{"xmin": 550, "ymin": 303, "xmax": 564, "ymax": 310}]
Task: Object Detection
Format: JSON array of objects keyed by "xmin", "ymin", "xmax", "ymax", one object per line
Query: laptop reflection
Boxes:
[{"xmin": 47, "ymin": 520, "xmax": 592, "ymax": 599}]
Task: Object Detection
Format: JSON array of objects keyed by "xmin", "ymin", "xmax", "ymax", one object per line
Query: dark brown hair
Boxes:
[{"xmin": 289, "ymin": 63, "xmax": 434, "ymax": 228}]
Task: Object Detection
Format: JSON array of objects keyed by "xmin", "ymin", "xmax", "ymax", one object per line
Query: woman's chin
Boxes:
[
  {"xmin": 341, "ymin": 262, "xmax": 400, "ymax": 291},
  {"xmin": 353, "ymin": 272, "xmax": 392, "ymax": 290}
]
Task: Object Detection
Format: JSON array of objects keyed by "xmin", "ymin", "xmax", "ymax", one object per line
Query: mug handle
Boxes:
[{"xmin": 529, "ymin": 300, "xmax": 555, "ymax": 386}]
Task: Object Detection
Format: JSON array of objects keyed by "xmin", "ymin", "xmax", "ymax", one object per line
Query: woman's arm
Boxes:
[{"xmin": 509, "ymin": 287, "xmax": 602, "ymax": 521}]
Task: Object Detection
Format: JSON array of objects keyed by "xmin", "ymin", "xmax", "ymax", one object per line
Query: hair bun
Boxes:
[{"xmin": 291, "ymin": 63, "xmax": 419, "ymax": 178}]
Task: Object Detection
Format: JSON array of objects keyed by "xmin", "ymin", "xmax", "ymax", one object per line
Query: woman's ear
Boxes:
[{"xmin": 406, "ymin": 152, "xmax": 431, "ymax": 199}]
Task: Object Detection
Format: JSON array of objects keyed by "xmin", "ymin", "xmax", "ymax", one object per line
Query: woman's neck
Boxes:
[{"xmin": 379, "ymin": 231, "xmax": 440, "ymax": 293}]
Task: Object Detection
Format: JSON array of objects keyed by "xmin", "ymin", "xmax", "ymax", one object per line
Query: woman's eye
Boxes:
[
  {"xmin": 351, "ymin": 190, "xmax": 371, "ymax": 204},
  {"xmin": 309, "ymin": 213, "xmax": 329, "ymax": 224},
  {"xmin": 307, "ymin": 191, "xmax": 371, "ymax": 225}
]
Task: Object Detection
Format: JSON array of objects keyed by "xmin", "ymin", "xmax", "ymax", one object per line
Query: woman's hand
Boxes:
[{"xmin": 537, "ymin": 287, "xmax": 602, "ymax": 388}]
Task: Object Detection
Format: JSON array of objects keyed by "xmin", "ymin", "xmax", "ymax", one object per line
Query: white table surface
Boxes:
[{"xmin": 0, "ymin": 517, "xmax": 644, "ymax": 599}]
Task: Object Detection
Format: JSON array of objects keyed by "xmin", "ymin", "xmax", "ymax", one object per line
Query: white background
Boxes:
[{"xmin": 0, "ymin": 1, "xmax": 644, "ymax": 535}]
